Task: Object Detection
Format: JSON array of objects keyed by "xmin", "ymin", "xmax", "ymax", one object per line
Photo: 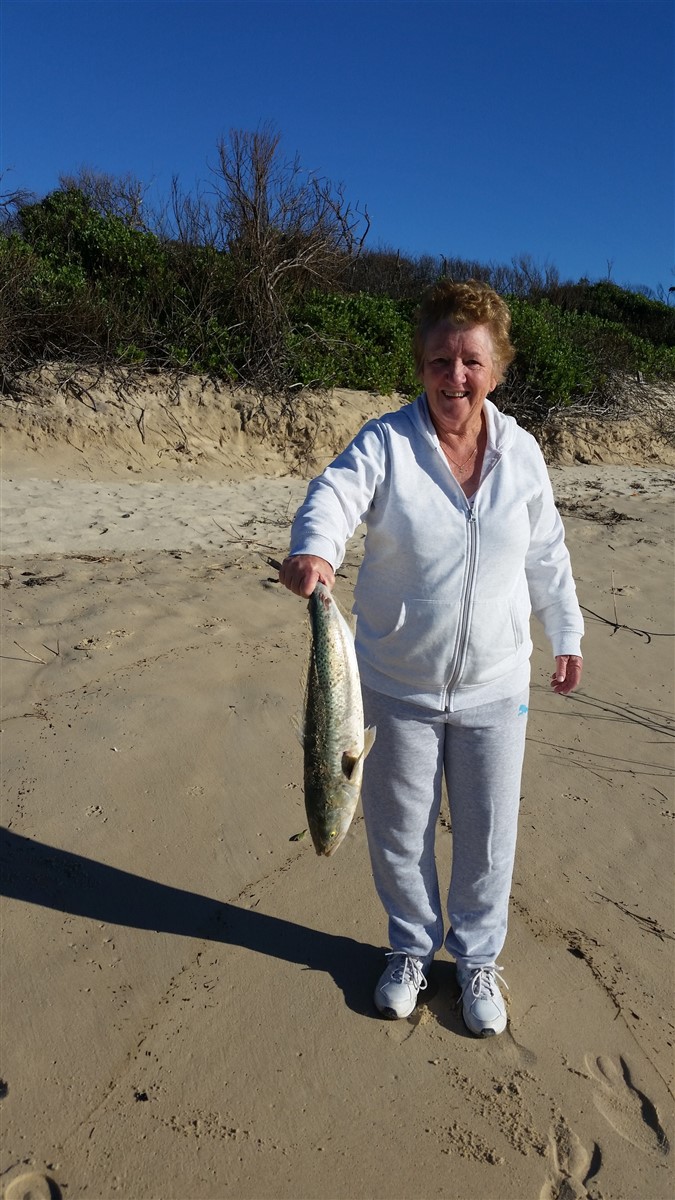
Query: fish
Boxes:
[{"xmin": 303, "ymin": 582, "xmax": 376, "ymax": 856}]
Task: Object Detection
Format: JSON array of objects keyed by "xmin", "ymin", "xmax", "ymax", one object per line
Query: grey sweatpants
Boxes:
[{"xmin": 361, "ymin": 685, "xmax": 530, "ymax": 971}]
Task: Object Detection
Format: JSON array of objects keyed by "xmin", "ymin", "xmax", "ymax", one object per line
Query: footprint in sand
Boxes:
[
  {"xmin": 540, "ymin": 1116, "xmax": 599, "ymax": 1200},
  {"xmin": 4, "ymin": 1172, "xmax": 59, "ymax": 1200},
  {"xmin": 586, "ymin": 1054, "xmax": 670, "ymax": 1158}
]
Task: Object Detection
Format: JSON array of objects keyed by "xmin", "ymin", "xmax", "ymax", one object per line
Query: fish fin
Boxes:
[
  {"xmin": 341, "ymin": 727, "xmax": 377, "ymax": 780},
  {"xmin": 341, "ymin": 750, "xmax": 360, "ymax": 780},
  {"xmin": 291, "ymin": 712, "xmax": 304, "ymax": 746}
]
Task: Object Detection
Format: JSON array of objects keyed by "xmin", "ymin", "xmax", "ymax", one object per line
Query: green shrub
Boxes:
[
  {"xmin": 502, "ymin": 298, "xmax": 675, "ymax": 422},
  {"xmin": 508, "ymin": 300, "xmax": 594, "ymax": 406},
  {"xmin": 549, "ymin": 280, "xmax": 675, "ymax": 347},
  {"xmin": 19, "ymin": 188, "xmax": 165, "ymax": 297},
  {"xmin": 286, "ymin": 292, "xmax": 418, "ymax": 394},
  {"xmin": 3, "ymin": 184, "xmax": 674, "ymax": 417}
]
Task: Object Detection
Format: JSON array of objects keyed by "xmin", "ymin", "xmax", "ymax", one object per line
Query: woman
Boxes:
[{"xmin": 279, "ymin": 280, "xmax": 583, "ymax": 1037}]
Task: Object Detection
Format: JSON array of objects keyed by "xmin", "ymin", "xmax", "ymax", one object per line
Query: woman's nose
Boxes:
[{"xmin": 445, "ymin": 359, "xmax": 464, "ymax": 384}]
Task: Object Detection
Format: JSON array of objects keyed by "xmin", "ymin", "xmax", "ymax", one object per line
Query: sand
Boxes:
[{"xmin": 1, "ymin": 371, "xmax": 674, "ymax": 1200}]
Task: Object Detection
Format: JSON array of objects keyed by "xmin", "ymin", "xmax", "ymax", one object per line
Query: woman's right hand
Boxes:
[{"xmin": 278, "ymin": 554, "xmax": 335, "ymax": 597}]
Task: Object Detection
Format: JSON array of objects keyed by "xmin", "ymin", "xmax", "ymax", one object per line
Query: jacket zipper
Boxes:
[
  {"xmin": 442, "ymin": 506, "xmax": 478, "ymax": 711},
  {"xmin": 439, "ymin": 449, "xmax": 502, "ymax": 711}
]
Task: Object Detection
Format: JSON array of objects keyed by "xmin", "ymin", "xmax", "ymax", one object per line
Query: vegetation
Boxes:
[{"xmin": 1, "ymin": 133, "xmax": 674, "ymax": 428}]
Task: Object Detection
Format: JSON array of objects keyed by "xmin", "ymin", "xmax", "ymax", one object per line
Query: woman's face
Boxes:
[{"xmin": 420, "ymin": 322, "xmax": 499, "ymax": 434}]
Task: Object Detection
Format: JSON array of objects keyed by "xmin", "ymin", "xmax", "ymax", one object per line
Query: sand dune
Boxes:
[{"xmin": 1, "ymin": 375, "xmax": 674, "ymax": 1199}]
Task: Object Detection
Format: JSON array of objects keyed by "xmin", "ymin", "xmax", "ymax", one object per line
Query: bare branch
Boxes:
[
  {"xmin": 58, "ymin": 166, "xmax": 151, "ymax": 231},
  {"xmin": 205, "ymin": 125, "xmax": 369, "ymax": 392}
]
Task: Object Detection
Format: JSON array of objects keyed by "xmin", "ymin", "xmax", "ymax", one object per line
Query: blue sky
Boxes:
[{"xmin": 2, "ymin": 0, "xmax": 673, "ymax": 294}]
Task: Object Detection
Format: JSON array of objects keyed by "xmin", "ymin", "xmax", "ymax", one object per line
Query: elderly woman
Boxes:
[{"xmin": 280, "ymin": 280, "xmax": 583, "ymax": 1036}]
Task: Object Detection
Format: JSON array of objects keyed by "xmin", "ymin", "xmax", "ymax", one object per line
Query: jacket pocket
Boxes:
[
  {"xmin": 356, "ymin": 597, "xmax": 461, "ymax": 688},
  {"xmin": 509, "ymin": 597, "xmax": 528, "ymax": 647},
  {"xmin": 462, "ymin": 595, "xmax": 527, "ymax": 685}
]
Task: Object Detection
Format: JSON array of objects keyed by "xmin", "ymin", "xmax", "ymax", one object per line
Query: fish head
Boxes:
[{"xmin": 308, "ymin": 766, "xmax": 365, "ymax": 857}]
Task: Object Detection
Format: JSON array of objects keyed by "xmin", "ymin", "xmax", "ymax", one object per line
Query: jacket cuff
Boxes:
[
  {"xmin": 552, "ymin": 632, "xmax": 583, "ymax": 657},
  {"xmin": 287, "ymin": 536, "xmax": 340, "ymax": 570}
]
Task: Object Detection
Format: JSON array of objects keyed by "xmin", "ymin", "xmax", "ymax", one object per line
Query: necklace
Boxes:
[{"xmin": 443, "ymin": 443, "xmax": 478, "ymax": 474}]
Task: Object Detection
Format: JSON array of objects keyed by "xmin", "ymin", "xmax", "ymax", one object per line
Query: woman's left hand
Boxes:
[{"xmin": 551, "ymin": 655, "xmax": 583, "ymax": 695}]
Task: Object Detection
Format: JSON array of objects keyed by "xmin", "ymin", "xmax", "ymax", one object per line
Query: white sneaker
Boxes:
[
  {"xmin": 457, "ymin": 965, "xmax": 508, "ymax": 1036},
  {"xmin": 374, "ymin": 952, "xmax": 429, "ymax": 1019}
]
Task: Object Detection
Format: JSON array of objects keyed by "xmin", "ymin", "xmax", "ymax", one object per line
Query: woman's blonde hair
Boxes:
[{"xmin": 413, "ymin": 279, "xmax": 516, "ymax": 382}]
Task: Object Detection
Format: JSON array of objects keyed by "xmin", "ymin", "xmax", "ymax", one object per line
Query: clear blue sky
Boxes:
[{"xmin": 2, "ymin": 0, "xmax": 673, "ymax": 294}]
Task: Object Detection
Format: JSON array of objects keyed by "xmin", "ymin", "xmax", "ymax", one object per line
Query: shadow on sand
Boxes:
[{"xmin": 1, "ymin": 826, "xmax": 388, "ymax": 1018}]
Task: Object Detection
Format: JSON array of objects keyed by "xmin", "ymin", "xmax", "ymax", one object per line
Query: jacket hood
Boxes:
[{"xmin": 409, "ymin": 393, "xmax": 518, "ymax": 456}]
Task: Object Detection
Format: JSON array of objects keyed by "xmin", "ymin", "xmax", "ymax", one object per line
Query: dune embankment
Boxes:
[
  {"xmin": 2, "ymin": 364, "xmax": 675, "ymax": 482},
  {"xmin": 1, "ymin": 368, "xmax": 674, "ymax": 1200}
]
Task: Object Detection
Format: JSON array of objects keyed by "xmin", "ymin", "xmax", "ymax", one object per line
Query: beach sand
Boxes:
[{"xmin": 1, "ymin": 373, "xmax": 674, "ymax": 1199}]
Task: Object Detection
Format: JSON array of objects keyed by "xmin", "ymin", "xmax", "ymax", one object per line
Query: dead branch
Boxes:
[
  {"xmin": 580, "ymin": 604, "xmax": 675, "ymax": 644},
  {"xmin": 13, "ymin": 641, "xmax": 47, "ymax": 663},
  {"xmin": 135, "ymin": 406, "xmax": 146, "ymax": 443},
  {"xmin": 594, "ymin": 892, "xmax": 675, "ymax": 941}
]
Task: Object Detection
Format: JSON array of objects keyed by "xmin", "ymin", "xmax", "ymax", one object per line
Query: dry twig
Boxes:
[
  {"xmin": 13, "ymin": 641, "xmax": 47, "ymax": 664},
  {"xmin": 594, "ymin": 892, "xmax": 675, "ymax": 941},
  {"xmin": 579, "ymin": 604, "xmax": 675, "ymax": 644},
  {"xmin": 611, "ymin": 570, "xmax": 619, "ymax": 628},
  {"xmin": 135, "ymin": 406, "xmax": 146, "ymax": 444}
]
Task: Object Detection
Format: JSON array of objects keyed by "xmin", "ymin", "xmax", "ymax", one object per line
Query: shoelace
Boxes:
[
  {"xmin": 459, "ymin": 965, "xmax": 509, "ymax": 1002},
  {"xmin": 385, "ymin": 951, "xmax": 428, "ymax": 992}
]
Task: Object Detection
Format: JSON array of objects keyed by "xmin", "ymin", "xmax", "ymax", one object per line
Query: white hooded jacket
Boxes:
[{"xmin": 290, "ymin": 394, "xmax": 584, "ymax": 711}]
